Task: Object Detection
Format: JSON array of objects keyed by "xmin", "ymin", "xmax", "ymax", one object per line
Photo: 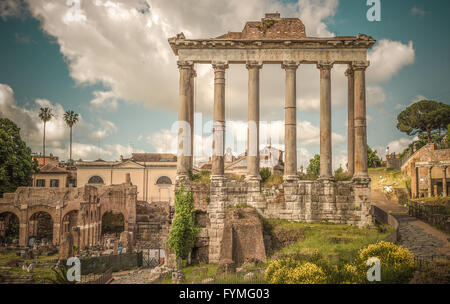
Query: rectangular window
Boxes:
[
  {"xmin": 36, "ymin": 179, "xmax": 45, "ymax": 187},
  {"xmin": 50, "ymin": 179, "xmax": 59, "ymax": 188}
]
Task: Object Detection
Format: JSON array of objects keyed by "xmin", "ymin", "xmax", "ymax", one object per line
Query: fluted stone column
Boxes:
[
  {"xmin": 353, "ymin": 61, "xmax": 370, "ymax": 179},
  {"xmin": 345, "ymin": 66, "xmax": 355, "ymax": 176},
  {"xmin": 428, "ymin": 166, "xmax": 433, "ymax": 197},
  {"xmin": 176, "ymin": 61, "xmax": 193, "ymax": 180},
  {"xmin": 188, "ymin": 67, "xmax": 197, "ymax": 170},
  {"xmin": 247, "ymin": 61, "xmax": 262, "ymax": 179},
  {"xmin": 443, "ymin": 166, "xmax": 448, "ymax": 197},
  {"xmin": 211, "ymin": 62, "xmax": 228, "ymax": 177},
  {"xmin": 283, "ymin": 61, "xmax": 299, "ymax": 180},
  {"xmin": 317, "ymin": 62, "xmax": 333, "ymax": 179}
]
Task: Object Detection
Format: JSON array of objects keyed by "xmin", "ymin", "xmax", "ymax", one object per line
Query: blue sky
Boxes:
[{"xmin": 0, "ymin": 0, "xmax": 449, "ymax": 170}]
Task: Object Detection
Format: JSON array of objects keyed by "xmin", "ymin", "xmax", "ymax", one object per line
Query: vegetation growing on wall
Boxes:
[{"xmin": 168, "ymin": 186, "xmax": 200, "ymax": 264}]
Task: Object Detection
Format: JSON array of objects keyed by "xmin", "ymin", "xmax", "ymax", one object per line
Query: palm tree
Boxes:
[
  {"xmin": 63, "ymin": 110, "xmax": 79, "ymax": 163},
  {"xmin": 39, "ymin": 107, "xmax": 54, "ymax": 165}
]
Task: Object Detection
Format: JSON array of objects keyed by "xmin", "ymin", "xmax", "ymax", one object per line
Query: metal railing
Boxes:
[{"xmin": 79, "ymin": 267, "xmax": 113, "ymax": 284}]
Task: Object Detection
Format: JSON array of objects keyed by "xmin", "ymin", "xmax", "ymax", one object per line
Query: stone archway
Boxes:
[
  {"xmin": 29, "ymin": 211, "xmax": 53, "ymax": 245},
  {"xmin": 62, "ymin": 210, "xmax": 79, "ymax": 249},
  {"xmin": 0, "ymin": 212, "xmax": 20, "ymax": 245}
]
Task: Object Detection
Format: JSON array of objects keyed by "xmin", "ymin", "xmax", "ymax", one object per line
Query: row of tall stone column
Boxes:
[{"xmin": 176, "ymin": 60, "xmax": 370, "ymax": 181}]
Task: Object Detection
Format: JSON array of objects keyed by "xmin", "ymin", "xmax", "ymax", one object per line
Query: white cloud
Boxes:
[
  {"xmin": 367, "ymin": 40, "xmax": 415, "ymax": 83},
  {"xmin": 411, "ymin": 94, "xmax": 428, "ymax": 103},
  {"xmin": 367, "ymin": 86, "xmax": 386, "ymax": 106},
  {"xmin": 333, "ymin": 149, "xmax": 348, "ymax": 172},
  {"xmin": 411, "ymin": 6, "xmax": 427, "ymax": 18},
  {"xmin": 21, "ymin": 0, "xmax": 415, "ymax": 120},
  {"xmin": 374, "ymin": 136, "xmax": 418, "ymax": 159},
  {"xmin": 90, "ymin": 91, "xmax": 119, "ymax": 111},
  {"xmin": 22, "ymin": 0, "xmax": 342, "ymax": 119}
]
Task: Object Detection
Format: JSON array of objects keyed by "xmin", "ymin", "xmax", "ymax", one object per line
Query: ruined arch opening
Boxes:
[
  {"xmin": 101, "ymin": 211, "xmax": 124, "ymax": 238},
  {"xmin": 62, "ymin": 210, "xmax": 79, "ymax": 248},
  {"xmin": 0, "ymin": 212, "xmax": 20, "ymax": 245},
  {"xmin": 29, "ymin": 212, "xmax": 53, "ymax": 245}
]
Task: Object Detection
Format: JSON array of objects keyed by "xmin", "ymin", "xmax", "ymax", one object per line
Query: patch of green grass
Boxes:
[
  {"xmin": 0, "ymin": 249, "xmax": 59, "ymax": 283},
  {"xmin": 268, "ymin": 220, "xmax": 393, "ymax": 265}
]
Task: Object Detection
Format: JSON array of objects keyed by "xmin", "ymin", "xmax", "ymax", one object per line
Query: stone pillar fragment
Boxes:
[
  {"xmin": 211, "ymin": 62, "xmax": 228, "ymax": 177},
  {"xmin": 345, "ymin": 66, "xmax": 355, "ymax": 176},
  {"xmin": 176, "ymin": 61, "xmax": 193, "ymax": 180},
  {"xmin": 443, "ymin": 166, "xmax": 448, "ymax": 197},
  {"xmin": 188, "ymin": 68, "xmax": 197, "ymax": 170},
  {"xmin": 246, "ymin": 61, "xmax": 262, "ymax": 179},
  {"xmin": 352, "ymin": 61, "xmax": 370, "ymax": 179},
  {"xmin": 428, "ymin": 166, "xmax": 433, "ymax": 197},
  {"xmin": 317, "ymin": 62, "xmax": 333, "ymax": 179},
  {"xmin": 283, "ymin": 61, "xmax": 299, "ymax": 180}
]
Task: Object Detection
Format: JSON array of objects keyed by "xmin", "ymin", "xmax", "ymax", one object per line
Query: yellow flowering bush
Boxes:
[
  {"xmin": 354, "ymin": 241, "xmax": 415, "ymax": 284},
  {"xmin": 265, "ymin": 259, "xmax": 327, "ymax": 284}
]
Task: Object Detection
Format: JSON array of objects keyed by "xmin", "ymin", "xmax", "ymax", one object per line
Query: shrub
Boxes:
[
  {"xmin": 265, "ymin": 258, "xmax": 327, "ymax": 284},
  {"xmin": 265, "ymin": 258, "xmax": 301, "ymax": 284},
  {"xmin": 264, "ymin": 174, "xmax": 283, "ymax": 188},
  {"xmin": 190, "ymin": 170, "xmax": 211, "ymax": 183},
  {"xmin": 260, "ymin": 168, "xmax": 271, "ymax": 183},
  {"xmin": 353, "ymin": 241, "xmax": 415, "ymax": 284}
]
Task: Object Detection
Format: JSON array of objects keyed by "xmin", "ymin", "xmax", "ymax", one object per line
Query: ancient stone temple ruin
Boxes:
[{"xmin": 169, "ymin": 13, "xmax": 376, "ymax": 263}]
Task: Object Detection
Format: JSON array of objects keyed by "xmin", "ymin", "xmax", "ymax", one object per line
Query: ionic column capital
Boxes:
[
  {"xmin": 246, "ymin": 61, "xmax": 263, "ymax": 70},
  {"xmin": 282, "ymin": 61, "xmax": 299, "ymax": 70},
  {"xmin": 352, "ymin": 61, "xmax": 370, "ymax": 71},
  {"xmin": 190, "ymin": 68, "xmax": 197, "ymax": 78},
  {"xmin": 212, "ymin": 61, "xmax": 229, "ymax": 71},
  {"xmin": 177, "ymin": 60, "xmax": 194, "ymax": 70},
  {"xmin": 345, "ymin": 66, "xmax": 354, "ymax": 77},
  {"xmin": 316, "ymin": 61, "xmax": 334, "ymax": 70}
]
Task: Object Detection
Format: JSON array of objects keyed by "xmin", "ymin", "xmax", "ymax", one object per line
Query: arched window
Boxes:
[
  {"xmin": 88, "ymin": 175, "xmax": 104, "ymax": 184},
  {"xmin": 156, "ymin": 176, "xmax": 172, "ymax": 185}
]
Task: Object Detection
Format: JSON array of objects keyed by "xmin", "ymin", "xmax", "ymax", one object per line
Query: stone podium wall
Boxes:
[{"xmin": 199, "ymin": 178, "xmax": 372, "ymax": 263}]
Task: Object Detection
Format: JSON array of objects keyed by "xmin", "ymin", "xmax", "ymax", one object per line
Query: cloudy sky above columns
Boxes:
[{"xmin": 0, "ymin": 0, "xmax": 449, "ymax": 170}]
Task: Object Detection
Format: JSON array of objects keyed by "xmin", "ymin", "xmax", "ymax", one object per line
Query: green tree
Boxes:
[
  {"xmin": 306, "ymin": 154, "xmax": 320, "ymax": 176},
  {"xmin": 168, "ymin": 186, "xmax": 199, "ymax": 268},
  {"xmin": 367, "ymin": 146, "xmax": 381, "ymax": 168},
  {"xmin": 38, "ymin": 107, "xmax": 54, "ymax": 165},
  {"xmin": 400, "ymin": 131, "xmax": 444, "ymax": 157},
  {"xmin": 397, "ymin": 100, "xmax": 450, "ymax": 143},
  {"xmin": 0, "ymin": 118, "xmax": 38, "ymax": 197},
  {"xmin": 63, "ymin": 110, "xmax": 79, "ymax": 162},
  {"xmin": 260, "ymin": 167, "xmax": 271, "ymax": 183},
  {"xmin": 446, "ymin": 124, "xmax": 450, "ymax": 148}
]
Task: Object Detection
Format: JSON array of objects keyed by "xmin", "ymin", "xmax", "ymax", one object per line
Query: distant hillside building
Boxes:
[{"xmin": 76, "ymin": 153, "xmax": 177, "ymax": 203}]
